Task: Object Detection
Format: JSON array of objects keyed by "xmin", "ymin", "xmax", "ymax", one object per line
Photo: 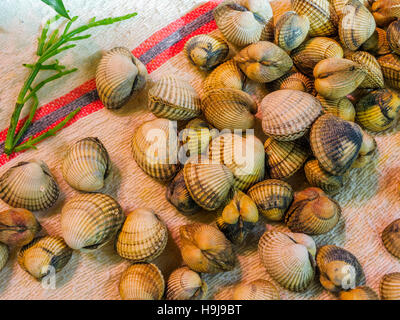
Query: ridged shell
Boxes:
[
  {"xmin": 0, "ymin": 243, "xmax": 8, "ymax": 272},
  {"xmin": 387, "ymin": 20, "xmax": 400, "ymax": 55},
  {"xmin": 232, "ymin": 279, "xmax": 280, "ymax": 300},
  {"xmin": 258, "ymin": 230, "xmax": 316, "ymax": 292},
  {"xmin": 316, "ymin": 245, "xmax": 365, "ymax": 293},
  {"xmin": 0, "ymin": 160, "xmax": 59, "ymax": 211},
  {"xmin": 166, "ymin": 267, "xmax": 207, "ymax": 300},
  {"xmin": 62, "ymin": 137, "xmax": 110, "ymax": 192},
  {"xmin": 371, "ymin": 0, "xmax": 400, "ymax": 24},
  {"xmin": 0, "ymin": 208, "xmax": 41, "ymax": 247},
  {"xmin": 304, "ymin": 159, "xmax": 344, "ymax": 194},
  {"xmin": 119, "ymin": 263, "xmax": 165, "ymax": 300},
  {"xmin": 361, "ymin": 28, "xmax": 392, "ymax": 55},
  {"xmin": 18, "ymin": 236, "xmax": 72, "ymax": 280},
  {"xmin": 380, "ymin": 272, "xmax": 400, "ymax": 300},
  {"xmin": 131, "ymin": 118, "xmax": 179, "ymax": 181},
  {"xmin": 248, "ymin": 179, "xmax": 294, "ymax": 221},
  {"xmin": 382, "ymin": 219, "xmax": 400, "ymax": 259},
  {"xmin": 61, "ymin": 193, "xmax": 124, "ymax": 250},
  {"xmin": 116, "ymin": 208, "xmax": 168, "ymax": 262},
  {"xmin": 96, "ymin": 47, "xmax": 147, "ymax": 109},
  {"xmin": 260, "ymin": 89, "xmax": 322, "ymax": 141},
  {"xmin": 310, "ymin": 114, "xmax": 363, "ymax": 175},
  {"xmin": 274, "ymin": 11, "xmax": 310, "ymax": 51},
  {"xmin": 203, "ymin": 59, "xmax": 245, "ymax": 94},
  {"xmin": 285, "ymin": 187, "xmax": 341, "ymax": 235},
  {"xmin": 234, "ymin": 41, "xmax": 293, "ymax": 83},
  {"xmin": 179, "ymin": 223, "xmax": 236, "ymax": 273},
  {"xmin": 270, "ymin": 72, "xmax": 315, "ymax": 94},
  {"xmin": 148, "ymin": 76, "xmax": 201, "ymax": 121},
  {"xmin": 317, "ymin": 95, "xmax": 355, "ymax": 121},
  {"xmin": 352, "ymin": 130, "xmax": 377, "ymax": 168},
  {"xmin": 378, "ymin": 53, "xmax": 400, "ymax": 89},
  {"xmin": 260, "ymin": 18, "xmax": 275, "ymax": 42},
  {"xmin": 339, "ymin": 286, "xmax": 379, "ymax": 300}
]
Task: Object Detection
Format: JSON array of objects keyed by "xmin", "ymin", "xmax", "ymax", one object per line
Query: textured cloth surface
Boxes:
[{"xmin": 0, "ymin": 0, "xmax": 399, "ymax": 300}]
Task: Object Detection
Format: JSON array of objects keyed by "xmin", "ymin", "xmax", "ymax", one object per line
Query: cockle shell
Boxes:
[
  {"xmin": 260, "ymin": 89, "xmax": 322, "ymax": 141},
  {"xmin": 116, "ymin": 208, "xmax": 168, "ymax": 262},
  {"xmin": 166, "ymin": 267, "xmax": 207, "ymax": 300},
  {"xmin": 18, "ymin": 236, "xmax": 72, "ymax": 280},
  {"xmin": 0, "ymin": 160, "xmax": 59, "ymax": 211},
  {"xmin": 0, "ymin": 208, "xmax": 41, "ymax": 247},
  {"xmin": 304, "ymin": 159, "xmax": 345, "ymax": 194},
  {"xmin": 61, "ymin": 193, "xmax": 124, "ymax": 250},
  {"xmin": 131, "ymin": 118, "xmax": 179, "ymax": 181},
  {"xmin": 339, "ymin": 286, "xmax": 379, "ymax": 300},
  {"xmin": 378, "ymin": 54, "xmax": 400, "ymax": 89},
  {"xmin": 316, "ymin": 245, "xmax": 365, "ymax": 293},
  {"xmin": 270, "ymin": 72, "xmax": 315, "ymax": 94},
  {"xmin": 361, "ymin": 28, "xmax": 392, "ymax": 55},
  {"xmin": 380, "ymin": 272, "xmax": 400, "ymax": 300},
  {"xmin": 179, "ymin": 223, "xmax": 236, "ymax": 273},
  {"xmin": 352, "ymin": 130, "xmax": 377, "ymax": 168},
  {"xmin": 0, "ymin": 243, "xmax": 8, "ymax": 272},
  {"xmin": 274, "ymin": 11, "xmax": 310, "ymax": 51},
  {"xmin": 203, "ymin": 59, "xmax": 245, "ymax": 94},
  {"xmin": 248, "ymin": 179, "xmax": 294, "ymax": 221},
  {"xmin": 148, "ymin": 76, "xmax": 202, "ymax": 121},
  {"xmin": 317, "ymin": 95, "xmax": 355, "ymax": 121},
  {"xmin": 62, "ymin": 137, "xmax": 110, "ymax": 192},
  {"xmin": 382, "ymin": 219, "xmax": 400, "ymax": 259},
  {"xmin": 232, "ymin": 279, "xmax": 280, "ymax": 300},
  {"xmin": 260, "ymin": 18, "xmax": 275, "ymax": 42},
  {"xmin": 96, "ymin": 47, "xmax": 147, "ymax": 109},
  {"xmin": 119, "ymin": 263, "xmax": 165, "ymax": 300},
  {"xmin": 371, "ymin": 0, "xmax": 400, "ymax": 25},
  {"xmin": 258, "ymin": 230, "xmax": 316, "ymax": 291},
  {"xmin": 387, "ymin": 20, "xmax": 400, "ymax": 55}
]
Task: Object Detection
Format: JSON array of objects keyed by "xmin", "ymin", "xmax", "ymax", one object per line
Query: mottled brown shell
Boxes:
[{"xmin": 382, "ymin": 219, "xmax": 400, "ymax": 259}]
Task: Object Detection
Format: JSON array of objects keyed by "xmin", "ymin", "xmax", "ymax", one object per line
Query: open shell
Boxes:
[
  {"xmin": 232, "ymin": 279, "xmax": 280, "ymax": 300},
  {"xmin": 387, "ymin": 20, "xmax": 400, "ymax": 55},
  {"xmin": 203, "ymin": 59, "xmax": 245, "ymax": 94},
  {"xmin": 377, "ymin": 53, "xmax": 400, "ymax": 89},
  {"xmin": 166, "ymin": 267, "xmax": 207, "ymax": 300},
  {"xmin": 339, "ymin": 286, "xmax": 379, "ymax": 300},
  {"xmin": 274, "ymin": 11, "xmax": 310, "ymax": 51},
  {"xmin": 0, "ymin": 243, "xmax": 9, "ymax": 272},
  {"xmin": 382, "ymin": 219, "xmax": 400, "ymax": 259},
  {"xmin": 380, "ymin": 272, "xmax": 400, "ymax": 300},
  {"xmin": 270, "ymin": 72, "xmax": 315, "ymax": 94},
  {"xmin": 317, "ymin": 95, "xmax": 355, "ymax": 122}
]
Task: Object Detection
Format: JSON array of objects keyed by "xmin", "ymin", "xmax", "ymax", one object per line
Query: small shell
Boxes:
[
  {"xmin": 270, "ymin": 72, "xmax": 315, "ymax": 94},
  {"xmin": 387, "ymin": 20, "xmax": 400, "ymax": 55},
  {"xmin": 179, "ymin": 223, "xmax": 236, "ymax": 273},
  {"xmin": 203, "ymin": 59, "xmax": 245, "ymax": 94},
  {"xmin": 316, "ymin": 245, "xmax": 365, "ymax": 293},
  {"xmin": 166, "ymin": 267, "xmax": 207, "ymax": 300},
  {"xmin": 339, "ymin": 286, "xmax": 379, "ymax": 300},
  {"xmin": 285, "ymin": 187, "xmax": 341, "ymax": 235},
  {"xmin": 258, "ymin": 230, "xmax": 316, "ymax": 292},
  {"xmin": 378, "ymin": 53, "xmax": 400, "ymax": 89},
  {"xmin": 260, "ymin": 18, "xmax": 275, "ymax": 42},
  {"xmin": 0, "ymin": 160, "xmax": 59, "ymax": 211},
  {"xmin": 62, "ymin": 137, "xmax": 110, "ymax": 192},
  {"xmin": 61, "ymin": 193, "xmax": 124, "ymax": 250},
  {"xmin": 0, "ymin": 243, "xmax": 9, "ymax": 272},
  {"xmin": 234, "ymin": 41, "xmax": 293, "ymax": 83},
  {"xmin": 148, "ymin": 76, "xmax": 202, "ymax": 121},
  {"xmin": 119, "ymin": 263, "xmax": 165, "ymax": 300},
  {"xmin": 18, "ymin": 236, "xmax": 72, "ymax": 280},
  {"xmin": 131, "ymin": 118, "xmax": 179, "ymax": 181},
  {"xmin": 0, "ymin": 208, "xmax": 41, "ymax": 247},
  {"xmin": 274, "ymin": 11, "xmax": 310, "ymax": 51},
  {"xmin": 380, "ymin": 272, "xmax": 400, "ymax": 300},
  {"xmin": 317, "ymin": 95, "xmax": 356, "ymax": 121},
  {"xmin": 260, "ymin": 89, "xmax": 322, "ymax": 141},
  {"xmin": 381, "ymin": 218, "xmax": 400, "ymax": 259},
  {"xmin": 361, "ymin": 28, "xmax": 392, "ymax": 55},
  {"xmin": 352, "ymin": 130, "xmax": 377, "ymax": 168},
  {"xmin": 232, "ymin": 279, "xmax": 280, "ymax": 300},
  {"xmin": 116, "ymin": 208, "xmax": 168, "ymax": 262},
  {"xmin": 96, "ymin": 47, "xmax": 147, "ymax": 109}
]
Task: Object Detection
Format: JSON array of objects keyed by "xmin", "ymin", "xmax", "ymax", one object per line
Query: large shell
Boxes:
[
  {"xmin": 61, "ymin": 137, "xmax": 110, "ymax": 192},
  {"xmin": 166, "ymin": 267, "xmax": 207, "ymax": 300},
  {"xmin": 148, "ymin": 76, "xmax": 201, "ymax": 121},
  {"xmin": 203, "ymin": 59, "xmax": 245, "ymax": 94},
  {"xmin": 260, "ymin": 89, "xmax": 322, "ymax": 141},
  {"xmin": 0, "ymin": 160, "xmax": 59, "ymax": 211},
  {"xmin": 116, "ymin": 208, "xmax": 168, "ymax": 262},
  {"xmin": 346, "ymin": 51, "xmax": 384, "ymax": 89},
  {"xmin": 339, "ymin": 286, "xmax": 379, "ymax": 300},
  {"xmin": 0, "ymin": 208, "xmax": 41, "ymax": 247},
  {"xmin": 371, "ymin": 0, "xmax": 400, "ymax": 25},
  {"xmin": 96, "ymin": 47, "xmax": 147, "ymax": 109},
  {"xmin": 232, "ymin": 279, "xmax": 280, "ymax": 300},
  {"xmin": 352, "ymin": 130, "xmax": 377, "ymax": 168},
  {"xmin": 234, "ymin": 41, "xmax": 293, "ymax": 83},
  {"xmin": 387, "ymin": 20, "xmax": 400, "ymax": 55},
  {"xmin": 382, "ymin": 218, "xmax": 400, "ymax": 259},
  {"xmin": 248, "ymin": 179, "xmax": 294, "ymax": 221},
  {"xmin": 258, "ymin": 230, "xmax": 316, "ymax": 292},
  {"xmin": 361, "ymin": 28, "xmax": 392, "ymax": 55},
  {"xmin": 18, "ymin": 236, "xmax": 72, "ymax": 280},
  {"xmin": 274, "ymin": 11, "xmax": 310, "ymax": 51},
  {"xmin": 119, "ymin": 263, "xmax": 165, "ymax": 300},
  {"xmin": 378, "ymin": 53, "xmax": 400, "ymax": 89},
  {"xmin": 270, "ymin": 72, "xmax": 315, "ymax": 94},
  {"xmin": 380, "ymin": 272, "xmax": 400, "ymax": 300},
  {"xmin": 61, "ymin": 193, "xmax": 124, "ymax": 250},
  {"xmin": 131, "ymin": 118, "xmax": 179, "ymax": 181},
  {"xmin": 316, "ymin": 245, "xmax": 365, "ymax": 293},
  {"xmin": 0, "ymin": 243, "xmax": 9, "ymax": 272},
  {"xmin": 179, "ymin": 223, "xmax": 236, "ymax": 273},
  {"xmin": 316, "ymin": 95, "xmax": 355, "ymax": 121}
]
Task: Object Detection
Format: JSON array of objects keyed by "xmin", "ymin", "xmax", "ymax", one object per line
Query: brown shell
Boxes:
[
  {"xmin": 232, "ymin": 279, "xmax": 280, "ymax": 300},
  {"xmin": 361, "ymin": 28, "xmax": 392, "ymax": 55},
  {"xmin": 166, "ymin": 266, "xmax": 207, "ymax": 300},
  {"xmin": 339, "ymin": 286, "xmax": 379, "ymax": 300},
  {"xmin": 380, "ymin": 272, "xmax": 400, "ymax": 300},
  {"xmin": 387, "ymin": 20, "xmax": 400, "ymax": 55},
  {"xmin": 203, "ymin": 59, "xmax": 245, "ymax": 94},
  {"xmin": 377, "ymin": 53, "xmax": 400, "ymax": 89},
  {"xmin": 270, "ymin": 72, "xmax": 315, "ymax": 94},
  {"xmin": 382, "ymin": 219, "xmax": 400, "ymax": 259},
  {"xmin": 317, "ymin": 95, "xmax": 355, "ymax": 121}
]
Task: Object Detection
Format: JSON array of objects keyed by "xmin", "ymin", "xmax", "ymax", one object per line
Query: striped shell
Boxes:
[
  {"xmin": 61, "ymin": 193, "xmax": 124, "ymax": 251},
  {"xmin": 0, "ymin": 243, "xmax": 8, "ymax": 272},
  {"xmin": 378, "ymin": 53, "xmax": 400, "ymax": 89},
  {"xmin": 203, "ymin": 59, "xmax": 245, "ymax": 94},
  {"xmin": 274, "ymin": 11, "xmax": 310, "ymax": 51},
  {"xmin": 148, "ymin": 76, "xmax": 201, "ymax": 121},
  {"xmin": 0, "ymin": 160, "xmax": 59, "ymax": 211},
  {"xmin": 260, "ymin": 18, "xmax": 275, "ymax": 42},
  {"xmin": 304, "ymin": 159, "xmax": 345, "ymax": 194},
  {"xmin": 232, "ymin": 279, "xmax": 280, "ymax": 300},
  {"xmin": 317, "ymin": 95, "xmax": 355, "ymax": 121},
  {"xmin": 352, "ymin": 130, "xmax": 377, "ymax": 168},
  {"xmin": 382, "ymin": 219, "xmax": 400, "ymax": 259},
  {"xmin": 119, "ymin": 263, "xmax": 165, "ymax": 300},
  {"xmin": 270, "ymin": 72, "xmax": 315, "ymax": 94},
  {"xmin": 18, "ymin": 236, "xmax": 72, "ymax": 280},
  {"xmin": 346, "ymin": 51, "xmax": 384, "ymax": 89},
  {"xmin": 380, "ymin": 272, "xmax": 400, "ymax": 300},
  {"xmin": 96, "ymin": 47, "xmax": 147, "ymax": 110},
  {"xmin": 387, "ymin": 19, "xmax": 400, "ymax": 55},
  {"xmin": 339, "ymin": 286, "xmax": 379, "ymax": 300},
  {"xmin": 361, "ymin": 28, "xmax": 392, "ymax": 55},
  {"xmin": 116, "ymin": 208, "xmax": 168, "ymax": 262},
  {"xmin": 62, "ymin": 137, "xmax": 110, "ymax": 192},
  {"xmin": 166, "ymin": 267, "xmax": 207, "ymax": 300}
]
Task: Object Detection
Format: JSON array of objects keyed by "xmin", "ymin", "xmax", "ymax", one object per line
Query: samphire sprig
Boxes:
[{"xmin": 4, "ymin": 12, "xmax": 137, "ymax": 156}]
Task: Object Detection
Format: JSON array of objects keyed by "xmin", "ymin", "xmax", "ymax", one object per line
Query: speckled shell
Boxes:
[
  {"xmin": 379, "ymin": 53, "xmax": 400, "ymax": 89},
  {"xmin": 62, "ymin": 137, "xmax": 110, "ymax": 192},
  {"xmin": 317, "ymin": 95, "xmax": 355, "ymax": 121},
  {"xmin": 361, "ymin": 28, "xmax": 392, "ymax": 55},
  {"xmin": 260, "ymin": 89, "xmax": 322, "ymax": 141},
  {"xmin": 213, "ymin": 0, "xmax": 273, "ymax": 47},
  {"xmin": 96, "ymin": 47, "xmax": 147, "ymax": 109},
  {"xmin": 119, "ymin": 263, "xmax": 165, "ymax": 300},
  {"xmin": 258, "ymin": 230, "xmax": 316, "ymax": 292},
  {"xmin": 179, "ymin": 223, "xmax": 236, "ymax": 273},
  {"xmin": 61, "ymin": 193, "xmax": 124, "ymax": 251},
  {"xmin": 18, "ymin": 236, "xmax": 72, "ymax": 280},
  {"xmin": 304, "ymin": 159, "xmax": 344, "ymax": 194},
  {"xmin": 310, "ymin": 114, "xmax": 363, "ymax": 175},
  {"xmin": 0, "ymin": 243, "xmax": 9, "ymax": 272},
  {"xmin": 148, "ymin": 76, "xmax": 201, "ymax": 121},
  {"xmin": 270, "ymin": 72, "xmax": 315, "ymax": 94},
  {"xmin": 380, "ymin": 272, "xmax": 400, "ymax": 300},
  {"xmin": 0, "ymin": 160, "xmax": 59, "ymax": 211},
  {"xmin": 234, "ymin": 41, "xmax": 293, "ymax": 83},
  {"xmin": 203, "ymin": 59, "xmax": 245, "ymax": 94},
  {"xmin": 316, "ymin": 245, "xmax": 365, "ymax": 293},
  {"xmin": 355, "ymin": 89, "xmax": 400, "ymax": 132},
  {"xmin": 274, "ymin": 11, "xmax": 310, "ymax": 51},
  {"xmin": 116, "ymin": 208, "xmax": 168, "ymax": 262},
  {"xmin": 166, "ymin": 267, "xmax": 207, "ymax": 300},
  {"xmin": 387, "ymin": 20, "xmax": 400, "ymax": 55},
  {"xmin": 232, "ymin": 279, "xmax": 280, "ymax": 300},
  {"xmin": 131, "ymin": 118, "xmax": 179, "ymax": 181},
  {"xmin": 339, "ymin": 286, "xmax": 379, "ymax": 300},
  {"xmin": 382, "ymin": 219, "xmax": 400, "ymax": 259},
  {"xmin": 352, "ymin": 130, "xmax": 377, "ymax": 168}
]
